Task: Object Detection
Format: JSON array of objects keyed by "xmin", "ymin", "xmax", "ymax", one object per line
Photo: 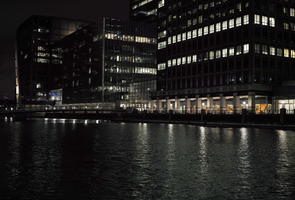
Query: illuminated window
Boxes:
[
  {"xmin": 158, "ymin": 41, "xmax": 167, "ymax": 49},
  {"xmin": 172, "ymin": 36, "xmax": 176, "ymax": 43},
  {"xmin": 209, "ymin": 25, "xmax": 215, "ymax": 33},
  {"xmin": 158, "ymin": 63, "xmax": 166, "ymax": 70},
  {"xmin": 168, "ymin": 37, "xmax": 172, "ymax": 45},
  {"xmin": 187, "ymin": 56, "xmax": 192, "ymax": 64},
  {"xmin": 192, "ymin": 55, "xmax": 197, "ymax": 62},
  {"xmin": 182, "ymin": 33, "xmax": 187, "ymax": 41},
  {"xmin": 209, "ymin": 51, "xmax": 215, "ymax": 60},
  {"xmin": 187, "ymin": 31, "xmax": 192, "ymax": 39},
  {"xmin": 172, "ymin": 59, "xmax": 176, "ymax": 66},
  {"xmin": 192, "ymin": 30, "xmax": 197, "ymax": 38},
  {"xmin": 168, "ymin": 60, "xmax": 172, "ymax": 67},
  {"xmin": 203, "ymin": 26, "xmax": 208, "ymax": 35},
  {"xmin": 290, "ymin": 8, "xmax": 295, "ymax": 17},
  {"xmin": 269, "ymin": 18, "xmax": 275, "ymax": 27},
  {"xmin": 182, "ymin": 57, "xmax": 186, "ymax": 65},
  {"xmin": 270, "ymin": 47, "xmax": 276, "ymax": 55},
  {"xmin": 37, "ymin": 58, "xmax": 49, "ymax": 63},
  {"xmin": 284, "ymin": 49, "xmax": 289, "ymax": 57},
  {"xmin": 222, "ymin": 48, "xmax": 228, "ymax": 57},
  {"xmin": 229, "ymin": 19, "xmax": 235, "ymax": 28},
  {"xmin": 222, "ymin": 21, "xmax": 228, "ymax": 30},
  {"xmin": 262, "ymin": 16, "xmax": 268, "ymax": 26},
  {"xmin": 254, "ymin": 15, "xmax": 260, "ymax": 24},
  {"xmin": 236, "ymin": 17, "xmax": 242, "ymax": 27},
  {"xmin": 177, "ymin": 58, "xmax": 181, "ymax": 66},
  {"xmin": 243, "ymin": 44, "xmax": 249, "ymax": 54},
  {"xmin": 243, "ymin": 15, "xmax": 249, "ymax": 25},
  {"xmin": 229, "ymin": 47, "xmax": 235, "ymax": 56},
  {"xmin": 215, "ymin": 50, "xmax": 221, "ymax": 58},
  {"xmin": 216, "ymin": 22, "xmax": 221, "ymax": 32},
  {"xmin": 158, "ymin": 0, "xmax": 165, "ymax": 8},
  {"xmin": 291, "ymin": 50, "xmax": 295, "ymax": 58},
  {"xmin": 177, "ymin": 34, "xmax": 181, "ymax": 42},
  {"xmin": 198, "ymin": 28, "xmax": 203, "ymax": 37}
]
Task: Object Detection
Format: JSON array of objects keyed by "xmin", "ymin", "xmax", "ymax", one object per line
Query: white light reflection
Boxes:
[
  {"xmin": 277, "ymin": 130, "xmax": 288, "ymax": 151},
  {"xmin": 84, "ymin": 120, "xmax": 88, "ymax": 125},
  {"xmin": 132, "ymin": 121, "xmax": 150, "ymax": 198},
  {"xmin": 199, "ymin": 126, "xmax": 208, "ymax": 175},
  {"xmin": 277, "ymin": 130, "xmax": 288, "ymax": 162},
  {"xmin": 238, "ymin": 128, "xmax": 250, "ymax": 179}
]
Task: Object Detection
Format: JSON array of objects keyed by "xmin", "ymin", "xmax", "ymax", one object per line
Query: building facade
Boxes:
[
  {"xmin": 133, "ymin": 0, "xmax": 295, "ymax": 114},
  {"xmin": 130, "ymin": 0, "xmax": 158, "ymax": 22},
  {"xmin": 54, "ymin": 18, "xmax": 157, "ymax": 109},
  {"xmin": 16, "ymin": 15, "xmax": 89, "ymax": 105}
]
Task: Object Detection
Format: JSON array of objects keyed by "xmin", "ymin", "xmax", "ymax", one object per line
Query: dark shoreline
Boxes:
[{"xmin": 2, "ymin": 111, "xmax": 295, "ymax": 130}]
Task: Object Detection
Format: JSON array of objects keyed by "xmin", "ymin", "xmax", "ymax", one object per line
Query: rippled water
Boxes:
[{"xmin": 0, "ymin": 119, "xmax": 295, "ymax": 200}]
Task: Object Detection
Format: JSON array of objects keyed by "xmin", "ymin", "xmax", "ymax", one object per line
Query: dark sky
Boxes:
[{"xmin": 0, "ymin": 0, "xmax": 129, "ymax": 99}]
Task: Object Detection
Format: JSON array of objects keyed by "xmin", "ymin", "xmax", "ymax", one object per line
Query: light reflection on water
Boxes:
[{"xmin": 0, "ymin": 120, "xmax": 295, "ymax": 200}]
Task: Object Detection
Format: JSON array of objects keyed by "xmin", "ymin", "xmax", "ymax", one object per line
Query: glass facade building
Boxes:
[
  {"xmin": 133, "ymin": 0, "xmax": 295, "ymax": 114},
  {"xmin": 131, "ymin": 0, "xmax": 158, "ymax": 22},
  {"xmin": 16, "ymin": 15, "xmax": 89, "ymax": 105},
  {"xmin": 54, "ymin": 18, "xmax": 157, "ymax": 108}
]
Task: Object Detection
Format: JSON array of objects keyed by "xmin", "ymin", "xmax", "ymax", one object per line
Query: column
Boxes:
[
  {"xmin": 175, "ymin": 97, "xmax": 180, "ymax": 113},
  {"xmin": 195, "ymin": 95, "xmax": 202, "ymax": 114},
  {"xmin": 248, "ymin": 92, "xmax": 256, "ymax": 113},
  {"xmin": 186, "ymin": 96, "xmax": 191, "ymax": 114},
  {"xmin": 207, "ymin": 95, "xmax": 213, "ymax": 114},
  {"xmin": 233, "ymin": 93, "xmax": 241, "ymax": 114},
  {"xmin": 272, "ymin": 98, "xmax": 278, "ymax": 114},
  {"xmin": 166, "ymin": 98, "xmax": 172, "ymax": 112},
  {"xmin": 148, "ymin": 101, "xmax": 152, "ymax": 112},
  {"xmin": 220, "ymin": 94, "xmax": 226, "ymax": 114},
  {"xmin": 156, "ymin": 99, "xmax": 162, "ymax": 112}
]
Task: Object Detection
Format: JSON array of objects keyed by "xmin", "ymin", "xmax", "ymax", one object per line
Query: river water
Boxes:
[{"xmin": 0, "ymin": 119, "xmax": 295, "ymax": 200}]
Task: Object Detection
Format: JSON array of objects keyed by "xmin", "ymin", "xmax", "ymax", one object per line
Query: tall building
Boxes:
[
  {"xmin": 16, "ymin": 15, "xmax": 90, "ymax": 105},
  {"xmin": 133, "ymin": 0, "xmax": 295, "ymax": 114},
  {"xmin": 130, "ymin": 0, "xmax": 158, "ymax": 22},
  {"xmin": 53, "ymin": 18, "xmax": 157, "ymax": 109}
]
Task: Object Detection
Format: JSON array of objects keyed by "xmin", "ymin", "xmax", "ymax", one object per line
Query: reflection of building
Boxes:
[
  {"xmin": 54, "ymin": 18, "xmax": 157, "ymax": 108},
  {"xmin": 16, "ymin": 15, "xmax": 89, "ymax": 105},
  {"xmin": 133, "ymin": 0, "xmax": 295, "ymax": 114}
]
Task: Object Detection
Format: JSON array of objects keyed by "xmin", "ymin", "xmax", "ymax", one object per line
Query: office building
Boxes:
[
  {"xmin": 133, "ymin": 0, "xmax": 295, "ymax": 114},
  {"xmin": 130, "ymin": 0, "xmax": 158, "ymax": 22},
  {"xmin": 16, "ymin": 15, "xmax": 89, "ymax": 105},
  {"xmin": 54, "ymin": 18, "xmax": 157, "ymax": 109}
]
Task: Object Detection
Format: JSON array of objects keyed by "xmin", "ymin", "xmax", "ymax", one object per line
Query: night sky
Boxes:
[{"xmin": 0, "ymin": 0, "xmax": 129, "ymax": 99}]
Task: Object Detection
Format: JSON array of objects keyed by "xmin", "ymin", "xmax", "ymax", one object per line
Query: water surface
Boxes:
[{"xmin": 0, "ymin": 119, "xmax": 294, "ymax": 200}]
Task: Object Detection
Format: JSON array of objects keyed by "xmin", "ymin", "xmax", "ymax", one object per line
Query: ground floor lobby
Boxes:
[{"xmin": 148, "ymin": 93, "xmax": 295, "ymax": 114}]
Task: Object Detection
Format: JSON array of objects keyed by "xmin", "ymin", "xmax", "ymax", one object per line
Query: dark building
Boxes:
[
  {"xmin": 130, "ymin": 0, "xmax": 158, "ymax": 22},
  {"xmin": 16, "ymin": 15, "xmax": 90, "ymax": 106},
  {"xmin": 54, "ymin": 18, "xmax": 157, "ymax": 109},
  {"xmin": 133, "ymin": 0, "xmax": 295, "ymax": 114}
]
